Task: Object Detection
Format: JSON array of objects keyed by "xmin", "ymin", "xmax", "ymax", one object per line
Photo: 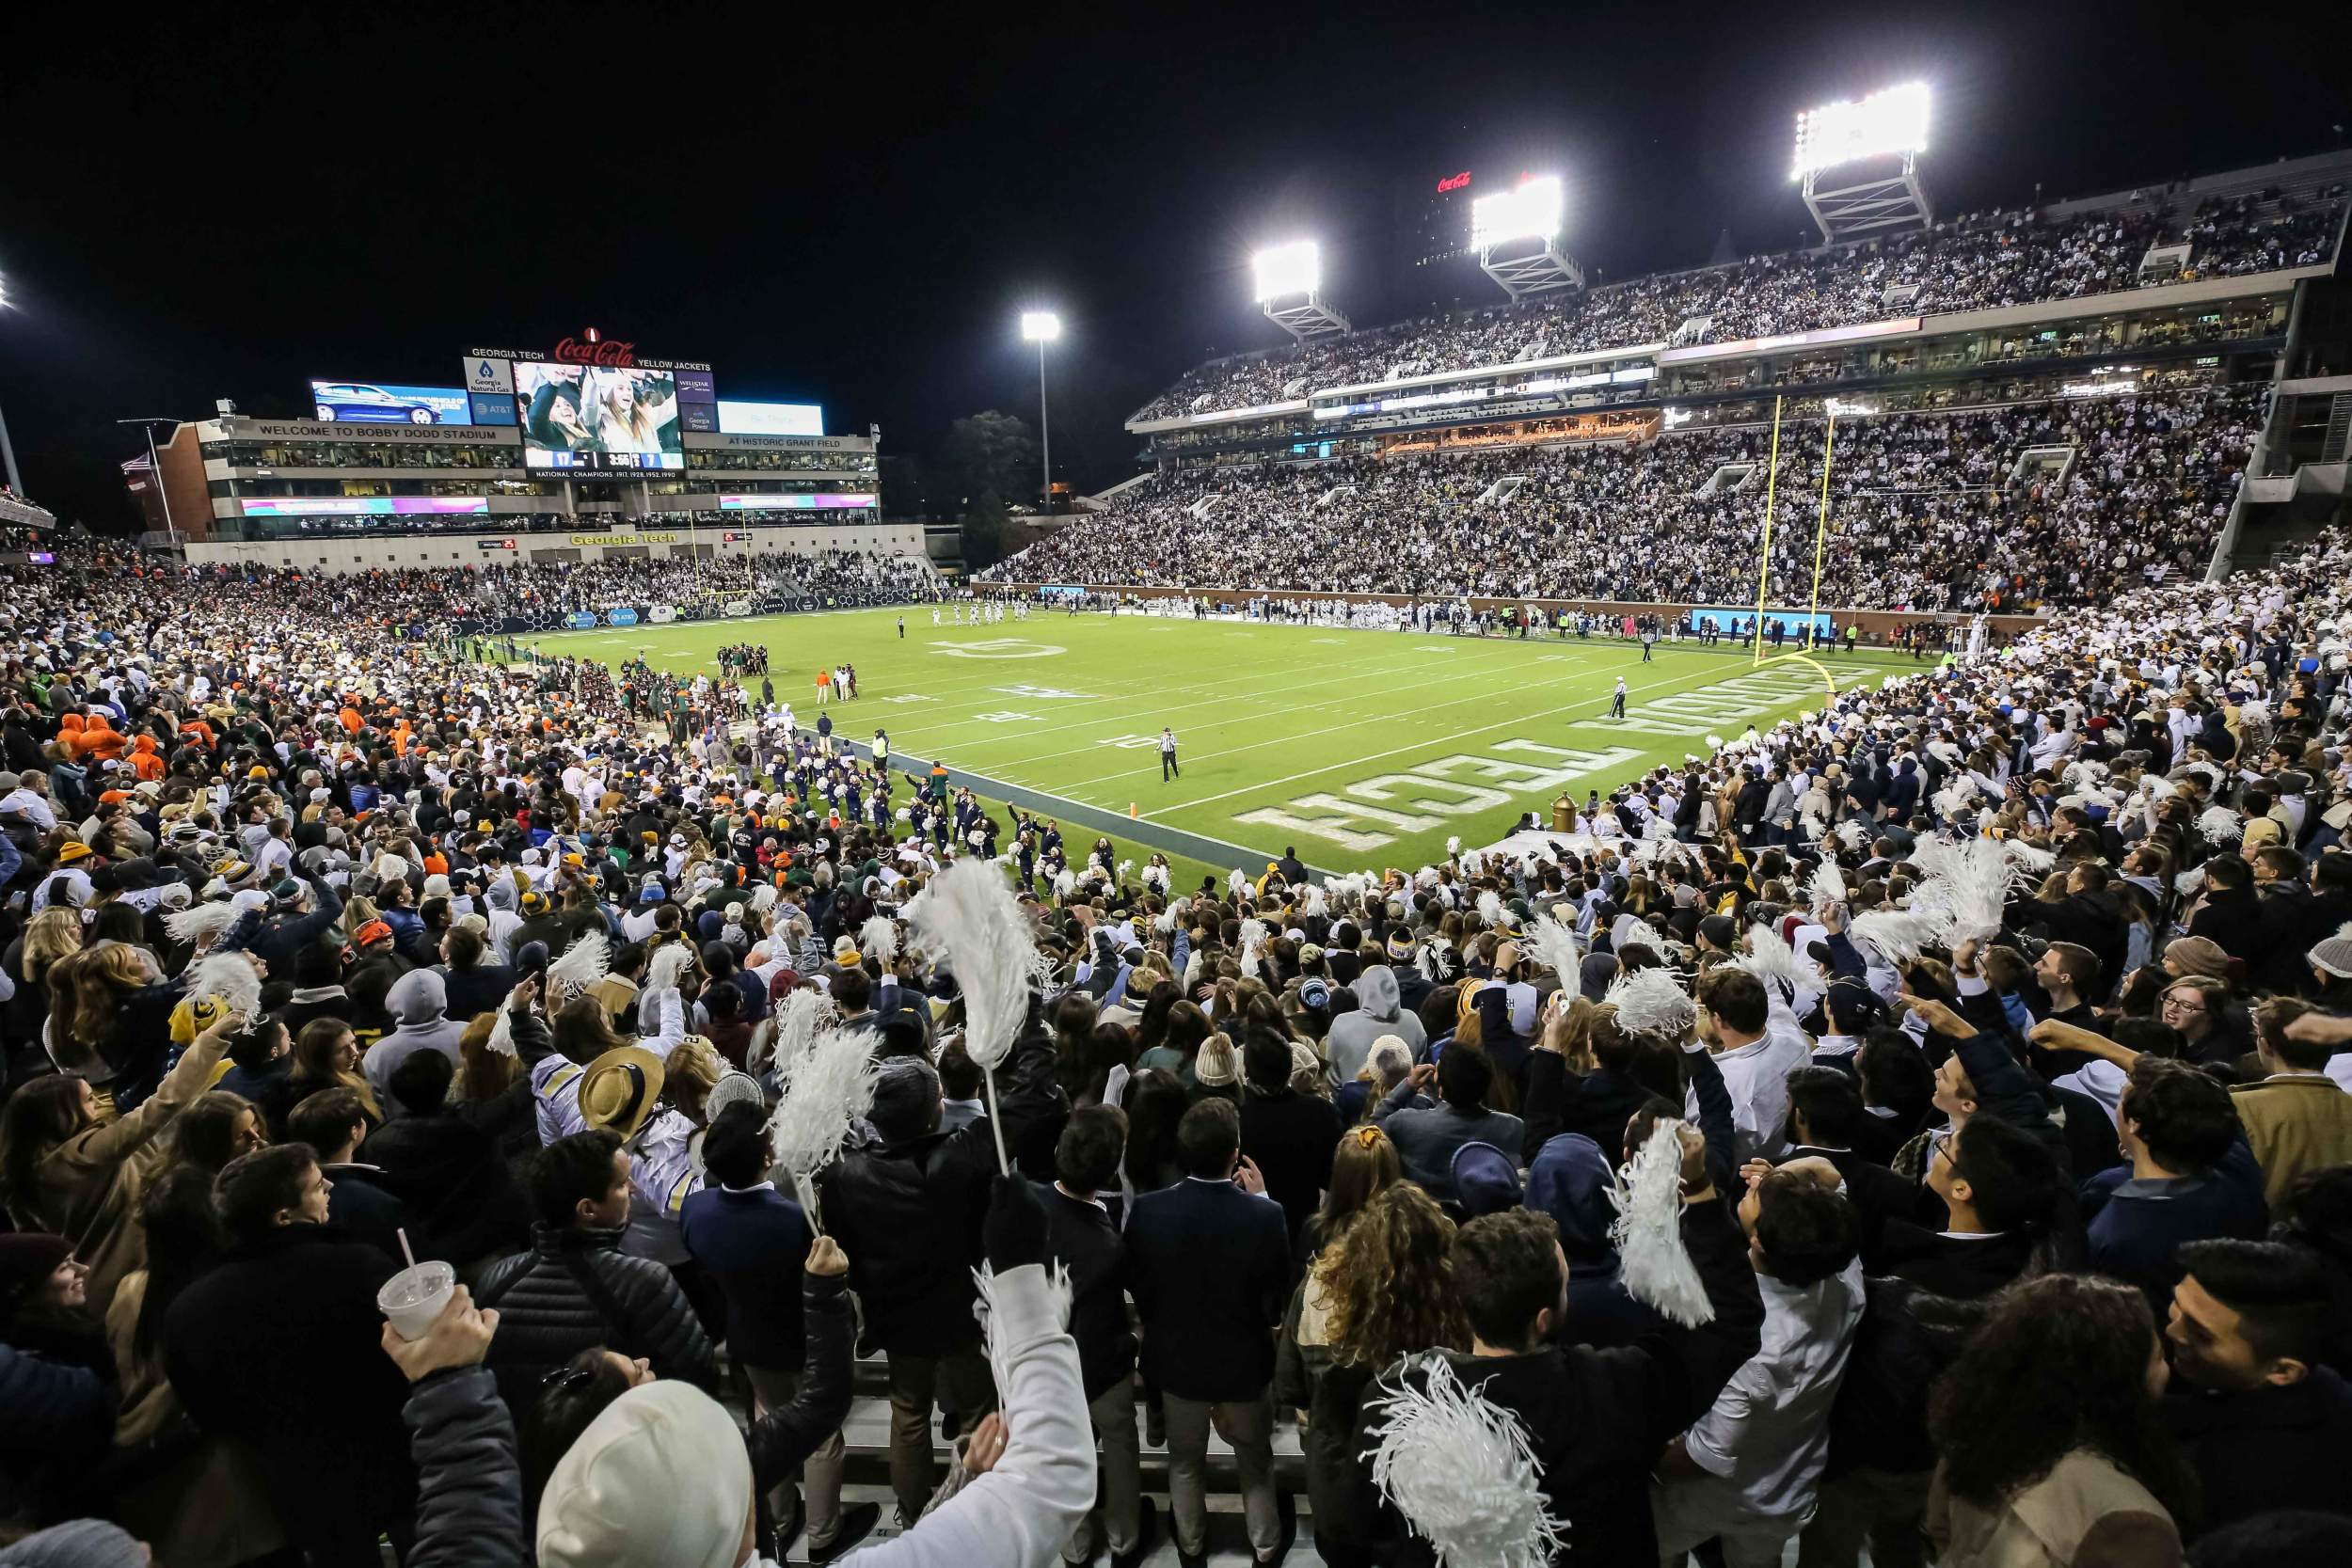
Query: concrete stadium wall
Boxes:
[
  {"xmin": 183, "ymin": 521, "xmax": 929, "ymax": 574},
  {"xmin": 989, "ymin": 581, "xmax": 2046, "ymax": 645}
]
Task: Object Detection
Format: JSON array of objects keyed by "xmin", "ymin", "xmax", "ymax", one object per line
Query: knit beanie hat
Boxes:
[
  {"xmin": 2160, "ymin": 935, "xmax": 2232, "ymax": 981},
  {"xmin": 0, "ymin": 1520, "xmax": 149, "ymax": 1567},
  {"xmin": 1195, "ymin": 1035, "xmax": 1238, "ymax": 1088},
  {"xmin": 2311, "ymin": 923, "xmax": 2352, "ymax": 981},
  {"xmin": 536, "ymin": 1381, "xmax": 753, "ymax": 1568},
  {"xmin": 0, "ymin": 1232, "xmax": 73, "ymax": 1307}
]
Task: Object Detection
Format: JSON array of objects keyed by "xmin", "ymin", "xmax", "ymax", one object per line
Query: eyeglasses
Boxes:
[{"xmin": 2160, "ymin": 995, "xmax": 2206, "ymax": 1015}]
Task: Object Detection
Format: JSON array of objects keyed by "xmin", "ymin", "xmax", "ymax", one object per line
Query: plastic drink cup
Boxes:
[{"xmin": 378, "ymin": 1260, "xmax": 455, "ymax": 1341}]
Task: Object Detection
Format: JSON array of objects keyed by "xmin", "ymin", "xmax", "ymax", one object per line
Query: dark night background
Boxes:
[{"xmin": 3, "ymin": 0, "xmax": 2345, "ymax": 531}]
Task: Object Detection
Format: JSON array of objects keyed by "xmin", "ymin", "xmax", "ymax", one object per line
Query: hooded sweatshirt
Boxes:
[
  {"xmin": 360, "ymin": 970, "xmax": 469, "ymax": 1115},
  {"xmin": 1325, "ymin": 963, "xmax": 1425, "ymax": 1083}
]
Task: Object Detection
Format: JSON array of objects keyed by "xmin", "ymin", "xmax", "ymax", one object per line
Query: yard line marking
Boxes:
[
  {"xmin": 1142, "ymin": 659, "xmax": 1868, "ymax": 818},
  {"xmin": 973, "ymin": 645, "xmax": 1599, "ymax": 774}
]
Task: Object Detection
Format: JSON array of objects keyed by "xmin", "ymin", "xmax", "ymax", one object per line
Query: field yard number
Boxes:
[
  {"xmin": 932, "ymin": 639, "xmax": 1065, "ymax": 660},
  {"xmin": 1096, "ymin": 734, "xmax": 1162, "ymax": 750},
  {"xmin": 996, "ymin": 685, "xmax": 1089, "ymax": 699},
  {"xmin": 1235, "ymin": 740, "xmax": 1644, "ymax": 852},
  {"xmin": 881, "ymin": 693, "xmax": 935, "ymax": 705},
  {"xmin": 974, "ymin": 711, "xmax": 1039, "ymax": 723}
]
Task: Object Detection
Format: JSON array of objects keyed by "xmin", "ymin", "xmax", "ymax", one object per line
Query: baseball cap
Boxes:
[{"xmin": 355, "ymin": 920, "xmax": 394, "ymax": 945}]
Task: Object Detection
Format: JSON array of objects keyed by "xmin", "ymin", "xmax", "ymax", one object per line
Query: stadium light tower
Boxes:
[
  {"xmin": 1020, "ymin": 310, "xmax": 1060, "ymax": 510},
  {"xmin": 1472, "ymin": 175, "xmax": 1582, "ymax": 301},
  {"xmin": 1791, "ymin": 82, "xmax": 1932, "ymax": 244},
  {"xmin": 1252, "ymin": 241, "xmax": 1350, "ymax": 343},
  {"xmin": 0, "ymin": 275, "xmax": 23, "ymax": 499}
]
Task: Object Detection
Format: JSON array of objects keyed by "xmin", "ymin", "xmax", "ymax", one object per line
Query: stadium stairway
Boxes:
[{"xmin": 763, "ymin": 1351, "xmax": 1327, "ymax": 1564}]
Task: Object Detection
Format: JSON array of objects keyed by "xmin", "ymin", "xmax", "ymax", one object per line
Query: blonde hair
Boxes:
[
  {"xmin": 23, "ymin": 909, "xmax": 85, "ymax": 986},
  {"xmin": 664, "ymin": 1037, "xmax": 726, "ymax": 1125}
]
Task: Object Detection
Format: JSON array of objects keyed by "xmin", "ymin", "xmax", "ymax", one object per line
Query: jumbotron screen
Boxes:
[{"xmin": 513, "ymin": 363, "xmax": 687, "ymax": 471}]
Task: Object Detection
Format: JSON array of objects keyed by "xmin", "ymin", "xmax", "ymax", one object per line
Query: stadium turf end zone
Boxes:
[{"xmin": 530, "ymin": 608, "xmax": 1913, "ymax": 882}]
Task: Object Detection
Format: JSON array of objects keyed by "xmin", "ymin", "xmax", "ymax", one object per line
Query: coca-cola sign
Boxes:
[{"xmin": 552, "ymin": 335, "xmax": 636, "ymax": 368}]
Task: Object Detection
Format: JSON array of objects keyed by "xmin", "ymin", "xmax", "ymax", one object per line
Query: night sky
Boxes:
[{"xmin": 4, "ymin": 0, "xmax": 2344, "ymax": 530}]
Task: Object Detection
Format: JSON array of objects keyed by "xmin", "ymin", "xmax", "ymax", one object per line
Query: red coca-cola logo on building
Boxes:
[{"xmin": 551, "ymin": 327, "xmax": 636, "ymax": 368}]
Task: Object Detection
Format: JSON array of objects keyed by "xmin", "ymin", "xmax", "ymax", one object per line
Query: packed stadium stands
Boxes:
[
  {"xmin": 989, "ymin": 384, "xmax": 2262, "ymax": 610},
  {"xmin": 1136, "ymin": 183, "xmax": 2344, "ymax": 421}
]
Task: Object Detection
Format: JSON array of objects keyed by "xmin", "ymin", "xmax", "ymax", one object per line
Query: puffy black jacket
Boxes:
[
  {"xmin": 403, "ymin": 1366, "xmax": 525, "ymax": 1568},
  {"xmin": 816, "ymin": 1024, "xmax": 1065, "ymax": 1357},
  {"xmin": 474, "ymin": 1225, "xmax": 718, "ymax": 1414}
]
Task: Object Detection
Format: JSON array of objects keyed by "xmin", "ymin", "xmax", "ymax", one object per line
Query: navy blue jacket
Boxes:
[
  {"xmin": 2081, "ymin": 1139, "xmax": 2267, "ymax": 1309},
  {"xmin": 1127, "ymin": 1176, "xmax": 1292, "ymax": 1402},
  {"xmin": 679, "ymin": 1181, "xmax": 812, "ymax": 1372}
]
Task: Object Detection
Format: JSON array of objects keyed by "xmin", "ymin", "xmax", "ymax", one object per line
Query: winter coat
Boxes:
[
  {"xmin": 358, "ymin": 1107, "xmax": 532, "ymax": 1268},
  {"xmin": 402, "ymin": 1367, "xmax": 526, "ymax": 1568},
  {"xmin": 104, "ymin": 1273, "xmax": 289, "ymax": 1568},
  {"xmin": 11, "ymin": 1022, "xmax": 232, "ymax": 1322},
  {"xmin": 163, "ymin": 1225, "xmax": 414, "ymax": 1566},
  {"xmin": 1924, "ymin": 1449, "xmax": 2183, "ymax": 1568},
  {"xmin": 475, "ymin": 1224, "xmax": 719, "ymax": 1414},
  {"xmin": 816, "ymin": 1024, "xmax": 1065, "ymax": 1357}
]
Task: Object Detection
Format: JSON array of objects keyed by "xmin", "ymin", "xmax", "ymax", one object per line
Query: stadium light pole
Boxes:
[
  {"xmin": 0, "ymin": 276, "xmax": 24, "ymax": 499},
  {"xmin": 116, "ymin": 418, "xmax": 181, "ymax": 548},
  {"xmin": 1021, "ymin": 311, "xmax": 1060, "ymax": 512}
]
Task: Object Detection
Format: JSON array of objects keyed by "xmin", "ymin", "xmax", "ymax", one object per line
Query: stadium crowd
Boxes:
[
  {"xmin": 1137, "ymin": 193, "xmax": 2342, "ymax": 420},
  {"xmin": 2, "ymin": 501, "xmax": 2352, "ymax": 1568},
  {"xmin": 130, "ymin": 547, "xmax": 944, "ymax": 636},
  {"xmin": 993, "ymin": 386, "xmax": 2261, "ymax": 612}
]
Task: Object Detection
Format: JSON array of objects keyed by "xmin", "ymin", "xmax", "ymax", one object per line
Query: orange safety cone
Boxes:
[{"xmin": 1128, "ymin": 801, "xmax": 1138, "ymax": 819}]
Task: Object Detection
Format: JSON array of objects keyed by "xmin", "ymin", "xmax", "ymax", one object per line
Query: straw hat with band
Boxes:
[{"xmin": 579, "ymin": 1047, "xmax": 667, "ymax": 1142}]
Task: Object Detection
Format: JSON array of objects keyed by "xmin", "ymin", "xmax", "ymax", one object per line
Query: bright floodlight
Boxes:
[
  {"xmin": 1020, "ymin": 310, "xmax": 1062, "ymax": 342},
  {"xmin": 1252, "ymin": 241, "xmax": 1322, "ymax": 303},
  {"xmin": 1791, "ymin": 82, "xmax": 1930, "ymax": 180},
  {"xmin": 1470, "ymin": 176, "xmax": 1565, "ymax": 252}
]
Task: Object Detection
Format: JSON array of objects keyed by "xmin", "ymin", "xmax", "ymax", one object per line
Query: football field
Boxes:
[{"xmin": 529, "ymin": 607, "xmax": 1913, "ymax": 887}]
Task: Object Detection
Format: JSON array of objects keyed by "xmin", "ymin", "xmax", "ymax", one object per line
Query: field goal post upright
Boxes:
[
  {"xmin": 1806, "ymin": 407, "xmax": 1837, "ymax": 649},
  {"xmin": 1751, "ymin": 396, "xmax": 1785, "ymax": 665}
]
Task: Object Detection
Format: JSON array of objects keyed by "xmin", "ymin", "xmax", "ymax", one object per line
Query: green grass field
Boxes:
[{"xmin": 529, "ymin": 607, "xmax": 1913, "ymax": 886}]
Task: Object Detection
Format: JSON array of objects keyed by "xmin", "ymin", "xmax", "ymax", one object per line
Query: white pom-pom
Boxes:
[
  {"xmin": 1804, "ymin": 858, "xmax": 1848, "ymax": 920},
  {"xmin": 1301, "ymin": 882, "xmax": 1327, "ymax": 919},
  {"xmin": 165, "ymin": 901, "xmax": 240, "ymax": 949},
  {"xmin": 1732, "ymin": 922, "xmax": 1805, "ymax": 993},
  {"xmin": 1603, "ymin": 966, "xmax": 1695, "ymax": 1040},
  {"xmin": 904, "ymin": 858, "xmax": 1038, "ymax": 1073},
  {"xmin": 646, "ymin": 942, "xmax": 697, "ymax": 992},
  {"xmin": 1705, "ymin": 734, "xmax": 1725, "ymax": 750},
  {"xmin": 1238, "ymin": 917, "xmax": 1267, "ymax": 979},
  {"xmin": 767, "ymin": 1027, "xmax": 879, "ymax": 1199},
  {"xmin": 1907, "ymin": 837, "xmax": 2026, "ymax": 946},
  {"xmin": 1116, "ymin": 858, "xmax": 1134, "ymax": 883},
  {"xmin": 2198, "ymin": 805, "xmax": 2245, "ymax": 843},
  {"xmin": 1610, "ymin": 1120, "xmax": 1714, "ymax": 1328},
  {"xmin": 188, "ymin": 953, "xmax": 262, "ymax": 1024},
  {"xmin": 859, "ymin": 916, "xmax": 898, "ymax": 967},
  {"xmin": 2000, "ymin": 837, "xmax": 2058, "ymax": 874},
  {"xmin": 1521, "ymin": 910, "xmax": 1582, "ymax": 983},
  {"xmin": 1365, "ymin": 1354, "xmax": 1569, "ymax": 1568},
  {"xmin": 548, "ymin": 930, "xmax": 611, "ymax": 1002},
  {"xmin": 761, "ymin": 987, "xmax": 835, "ymax": 1079},
  {"xmin": 1446, "ymin": 835, "xmax": 1462, "ymax": 858},
  {"xmin": 1851, "ymin": 909, "xmax": 1933, "ymax": 965},
  {"xmin": 1476, "ymin": 890, "xmax": 1506, "ymax": 930},
  {"xmin": 486, "ymin": 1007, "xmax": 517, "ymax": 1058},
  {"xmin": 1228, "ymin": 867, "xmax": 1249, "ymax": 898}
]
